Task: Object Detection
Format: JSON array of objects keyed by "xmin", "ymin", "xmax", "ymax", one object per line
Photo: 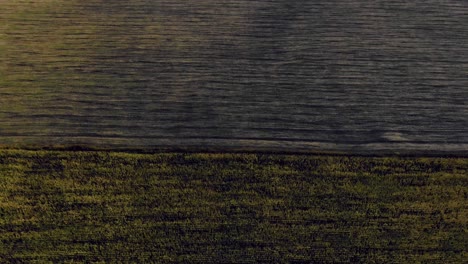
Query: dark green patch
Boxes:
[{"xmin": 0, "ymin": 150, "xmax": 466, "ymax": 263}]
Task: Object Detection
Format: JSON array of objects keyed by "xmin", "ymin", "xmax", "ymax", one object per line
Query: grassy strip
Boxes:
[{"xmin": 0, "ymin": 150, "xmax": 466, "ymax": 263}]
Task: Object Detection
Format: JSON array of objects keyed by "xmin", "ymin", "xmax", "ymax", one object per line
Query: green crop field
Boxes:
[{"xmin": 0, "ymin": 150, "xmax": 466, "ymax": 263}]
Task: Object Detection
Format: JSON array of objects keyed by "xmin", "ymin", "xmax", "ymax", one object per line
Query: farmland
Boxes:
[
  {"xmin": 1, "ymin": 1, "xmax": 467, "ymax": 153},
  {"xmin": 0, "ymin": 150, "xmax": 466, "ymax": 262}
]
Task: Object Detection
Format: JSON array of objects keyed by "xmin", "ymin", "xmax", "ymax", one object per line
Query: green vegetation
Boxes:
[{"xmin": 0, "ymin": 150, "xmax": 466, "ymax": 263}]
